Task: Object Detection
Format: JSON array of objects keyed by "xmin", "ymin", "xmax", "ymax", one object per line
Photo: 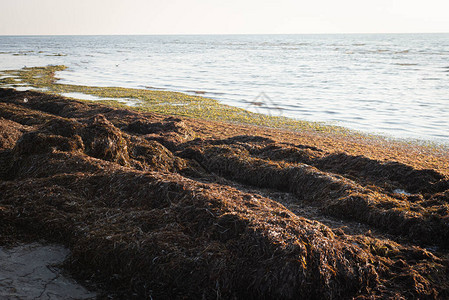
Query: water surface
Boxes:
[{"xmin": 0, "ymin": 34, "xmax": 448, "ymax": 143}]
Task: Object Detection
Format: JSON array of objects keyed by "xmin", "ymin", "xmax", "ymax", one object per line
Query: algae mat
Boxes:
[
  {"xmin": 1, "ymin": 88, "xmax": 449, "ymax": 299},
  {"xmin": 0, "ymin": 65, "xmax": 351, "ymax": 135}
]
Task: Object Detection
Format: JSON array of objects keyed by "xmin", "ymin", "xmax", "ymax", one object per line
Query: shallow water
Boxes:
[
  {"xmin": 61, "ymin": 92, "xmax": 141, "ymax": 106},
  {"xmin": 0, "ymin": 34, "xmax": 448, "ymax": 143}
]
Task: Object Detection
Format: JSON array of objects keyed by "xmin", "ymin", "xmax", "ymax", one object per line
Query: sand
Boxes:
[{"xmin": 0, "ymin": 243, "xmax": 96, "ymax": 299}]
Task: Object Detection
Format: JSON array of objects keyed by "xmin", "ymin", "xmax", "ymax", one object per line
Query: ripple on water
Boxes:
[{"xmin": 1, "ymin": 34, "xmax": 449, "ymax": 144}]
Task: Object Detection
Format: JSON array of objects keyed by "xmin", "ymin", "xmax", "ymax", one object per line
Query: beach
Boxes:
[{"xmin": 1, "ymin": 86, "xmax": 449, "ymax": 298}]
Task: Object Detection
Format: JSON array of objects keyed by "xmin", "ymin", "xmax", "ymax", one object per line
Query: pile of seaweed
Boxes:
[{"xmin": 1, "ymin": 88, "xmax": 449, "ymax": 299}]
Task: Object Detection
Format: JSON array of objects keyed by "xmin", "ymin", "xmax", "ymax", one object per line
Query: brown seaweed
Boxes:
[{"xmin": 1, "ymin": 88, "xmax": 449, "ymax": 299}]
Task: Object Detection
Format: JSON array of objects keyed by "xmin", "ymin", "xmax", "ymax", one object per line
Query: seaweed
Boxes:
[
  {"xmin": 1, "ymin": 88, "xmax": 449, "ymax": 299},
  {"xmin": 0, "ymin": 65, "xmax": 351, "ymax": 135}
]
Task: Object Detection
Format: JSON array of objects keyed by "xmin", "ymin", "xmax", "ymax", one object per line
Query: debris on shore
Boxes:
[{"xmin": 1, "ymin": 88, "xmax": 449, "ymax": 299}]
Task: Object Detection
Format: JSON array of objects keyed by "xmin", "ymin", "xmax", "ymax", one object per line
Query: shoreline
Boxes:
[
  {"xmin": 2, "ymin": 33, "xmax": 449, "ymax": 143},
  {"xmin": 1, "ymin": 65, "xmax": 448, "ymax": 151},
  {"xmin": 1, "ymin": 88, "xmax": 449, "ymax": 298},
  {"xmin": 0, "ymin": 65, "xmax": 347, "ymax": 133}
]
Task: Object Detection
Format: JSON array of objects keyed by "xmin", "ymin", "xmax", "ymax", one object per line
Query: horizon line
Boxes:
[{"xmin": 1, "ymin": 31, "xmax": 449, "ymax": 37}]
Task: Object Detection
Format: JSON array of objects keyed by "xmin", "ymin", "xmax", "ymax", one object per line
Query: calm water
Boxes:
[{"xmin": 1, "ymin": 34, "xmax": 448, "ymax": 143}]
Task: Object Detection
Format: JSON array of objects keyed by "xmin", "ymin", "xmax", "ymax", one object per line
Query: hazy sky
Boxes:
[{"xmin": 1, "ymin": 0, "xmax": 448, "ymax": 35}]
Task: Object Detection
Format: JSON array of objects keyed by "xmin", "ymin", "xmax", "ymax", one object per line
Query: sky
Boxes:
[{"xmin": 0, "ymin": 0, "xmax": 449, "ymax": 35}]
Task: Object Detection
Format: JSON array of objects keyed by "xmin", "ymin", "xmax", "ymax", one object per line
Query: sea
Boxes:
[{"xmin": 0, "ymin": 34, "xmax": 448, "ymax": 144}]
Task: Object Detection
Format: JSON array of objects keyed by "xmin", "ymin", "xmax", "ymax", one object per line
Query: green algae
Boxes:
[
  {"xmin": 0, "ymin": 65, "xmax": 352, "ymax": 135},
  {"xmin": 0, "ymin": 77, "xmax": 18, "ymax": 85}
]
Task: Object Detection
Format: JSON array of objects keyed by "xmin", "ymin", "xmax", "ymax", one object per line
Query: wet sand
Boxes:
[{"xmin": 0, "ymin": 243, "xmax": 96, "ymax": 299}]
